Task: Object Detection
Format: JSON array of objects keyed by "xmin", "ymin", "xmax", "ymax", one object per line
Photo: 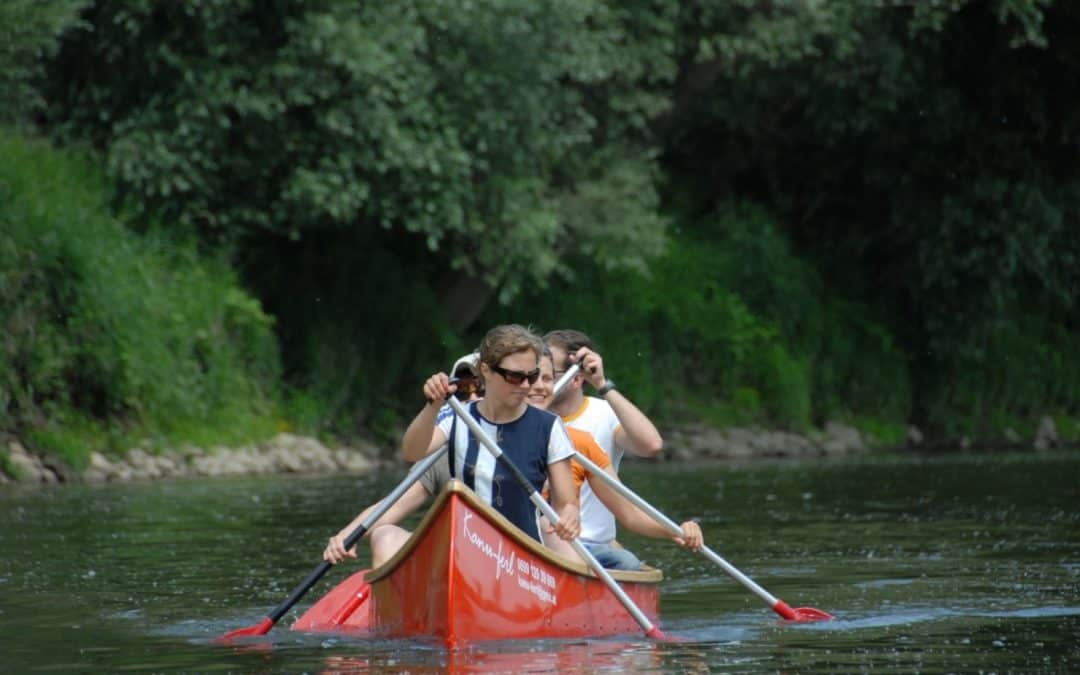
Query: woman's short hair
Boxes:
[{"xmin": 478, "ymin": 324, "xmax": 543, "ymax": 372}]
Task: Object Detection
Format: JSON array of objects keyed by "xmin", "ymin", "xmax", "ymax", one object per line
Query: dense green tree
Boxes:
[
  {"xmin": 0, "ymin": 0, "xmax": 87, "ymax": 127},
  {"xmin": 42, "ymin": 0, "xmax": 670, "ymax": 313},
  {"xmin": 495, "ymin": 201, "xmax": 911, "ymax": 435},
  {"xmin": 35, "ymin": 0, "xmax": 685, "ymax": 439},
  {"xmin": 660, "ymin": 0, "xmax": 1079, "ymax": 433},
  {"xmin": 9, "ymin": 0, "xmax": 1075, "ymax": 451}
]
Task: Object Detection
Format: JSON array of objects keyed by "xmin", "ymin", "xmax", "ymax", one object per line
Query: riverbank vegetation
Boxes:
[
  {"xmin": 2, "ymin": 0, "xmax": 1077, "ymax": 475},
  {"xmin": 0, "ymin": 132, "xmax": 280, "ymax": 469}
]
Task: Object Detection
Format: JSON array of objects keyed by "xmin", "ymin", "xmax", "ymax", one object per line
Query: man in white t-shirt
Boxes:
[{"xmin": 543, "ymin": 329, "xmax": 664, "ymax": 570}]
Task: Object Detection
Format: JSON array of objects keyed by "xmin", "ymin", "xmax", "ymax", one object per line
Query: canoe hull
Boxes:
[{"xmin": 293, "ymin": 481, "xmax": 661, "ymax": 646}]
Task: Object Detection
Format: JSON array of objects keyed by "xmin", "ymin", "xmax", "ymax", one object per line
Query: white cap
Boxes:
[{"xmin": 451, "ymin": 352, "xmax": 480, "ymax": 378}]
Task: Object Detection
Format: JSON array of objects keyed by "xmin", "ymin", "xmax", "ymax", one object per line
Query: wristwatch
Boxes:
[{"xmin": 596, "ymin": 379, "xmax": 616, "ymax": 397}]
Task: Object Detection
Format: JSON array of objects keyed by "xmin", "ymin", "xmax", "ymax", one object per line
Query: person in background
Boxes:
[
  {"xmin": 450, "ymin": 351, "xmax": 483, "ymax": 402},
  {"xmin": 543, "ymin": 328, "xmax": 663, "ymax": 570},
  {"xmin": 530, "ymin": 351, "xmax": 703, "ymax": 562}
]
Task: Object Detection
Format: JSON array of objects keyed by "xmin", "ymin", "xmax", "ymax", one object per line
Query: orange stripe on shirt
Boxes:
[
  {"xmin": 566, "ymin": 427, "xmax": 611, "ymax": 492},
  {"xmin": 543, "ymin": 427, "xmax": 612, "ymax": 501}
]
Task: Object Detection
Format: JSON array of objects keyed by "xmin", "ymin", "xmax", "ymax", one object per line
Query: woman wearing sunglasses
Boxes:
[{"xmin": 401, "ymin": 324, "xmax": 580, "ymax": 544}]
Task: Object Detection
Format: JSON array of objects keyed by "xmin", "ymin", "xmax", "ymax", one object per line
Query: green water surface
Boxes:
[{"xmin": 1, "ymin": 450, "xmax": 1077, "ymax": 672}]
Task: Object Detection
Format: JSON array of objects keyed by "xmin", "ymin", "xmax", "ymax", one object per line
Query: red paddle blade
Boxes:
[
  {"xmin": 217, "ymin": 616, "xmax": 274, "ymax": 642},
  {"xmin": 790, "ymin": 606, "xmax": 834, "ymax": 622},
  {"xmin": 773, "ymin": 600, "xmax": 833, "ymax": 622},
  {"xmin": 646, "ymin": 627, "xmax": 691, "ymax": 642}
]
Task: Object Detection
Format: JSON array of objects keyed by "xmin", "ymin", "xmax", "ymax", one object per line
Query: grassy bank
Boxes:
[{"xmin": 0, "ymin": 130, "xmax": 281, "ymax": 469}]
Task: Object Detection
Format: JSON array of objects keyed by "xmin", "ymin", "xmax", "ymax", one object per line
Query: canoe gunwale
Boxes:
[{"xmin": 364, "ymin": 479, "xmax": 662, "ymax": 585}]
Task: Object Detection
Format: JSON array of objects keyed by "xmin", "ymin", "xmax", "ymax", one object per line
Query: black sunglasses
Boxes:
[{"xmin": 490, "ymin": 364, "xmax": 540, "ymax": 386}]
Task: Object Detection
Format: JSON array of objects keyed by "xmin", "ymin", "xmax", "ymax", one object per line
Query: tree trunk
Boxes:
[{"xmin": 439, "ymin": 273, "xmax": 494, "ymax": 332}]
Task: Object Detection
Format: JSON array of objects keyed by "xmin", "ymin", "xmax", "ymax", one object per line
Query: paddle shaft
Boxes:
[
  {"xmin": 551, "ymin": 364, "xmax": 580, "ymax": 398},
  {"xmin": 245, "ymin": 446, "xmax": 448, "ymax": 629},
  {"xmin": 568, "ymin": 449, "xmax": 796, "ymax": 609},
  {"xmin": 553, "ymin": 363, "xmax": 818, "ymax": 621},
  {"xmin": 446, "ymin": 396, "xmax": 663, "ymax": 639}
]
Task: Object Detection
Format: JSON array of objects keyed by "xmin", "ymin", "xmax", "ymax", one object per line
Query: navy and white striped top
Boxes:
[{"xmin": 435, "ymin": 401, "xmax": 575, "ymax": 541}]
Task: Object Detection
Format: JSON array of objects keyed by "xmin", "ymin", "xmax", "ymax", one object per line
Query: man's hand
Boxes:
[
  {"xmin": 673, "ymin": 520, "xmax": 704, "ymax": 551},
  {"xmin": 571, "ymin": 347, "xmax": 606, "ymax": 390}
]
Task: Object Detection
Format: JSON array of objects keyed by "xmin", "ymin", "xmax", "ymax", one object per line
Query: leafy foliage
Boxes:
[
  {"xmin": 42, "ymin": 0, "xmax": 670, "ymax": 301},
  {"xmin": 2, "ymin": 0, "xmax": 1075, "ymax": 462},
  {"xmin": 493, "ymin": 202, "xmax": 909, "ymax": 431},
  {"xmin": 0, "ymin": 0, "xmax": 87, "ymax": 127},
  {"xmin": 663, "ymin": 0, "xmax": 1078, "ymax": 433},
  {"xmin": 0, "ymin": 131, "xmax": 280, "ymax": 454}
]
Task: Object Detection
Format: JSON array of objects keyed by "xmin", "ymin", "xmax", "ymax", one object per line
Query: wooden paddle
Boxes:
[
  {"xmin": 218, "ymin": 446, "xmax": 449, "ymax": 641},
  {"xmin": 445, "ymin": 395, "xmax": 667, "ymax": 640},
  {"xmin": 553, "ymin": 363, "xmax": 832, "ymax": 622}
]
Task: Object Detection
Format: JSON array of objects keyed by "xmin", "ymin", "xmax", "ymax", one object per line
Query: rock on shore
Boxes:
[
  {"xmin": 663, "ymin": 421, "xmax": 869, "ymax": 460},
  {"xmin": 2, "ymin": 415, "xmax": 1068, "ymax": 486},
  {"xmin": 5, "ymin": 424, "xmax": 867, "ymax": 486},
  {"xmin": 3, "ymin": 433, "xmax": 384, "ymax": 486}
]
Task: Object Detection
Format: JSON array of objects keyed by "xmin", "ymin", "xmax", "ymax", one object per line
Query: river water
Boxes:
[{"xmin": 1, "ymin": 450, "xmax": 1077, "ymax": 672}]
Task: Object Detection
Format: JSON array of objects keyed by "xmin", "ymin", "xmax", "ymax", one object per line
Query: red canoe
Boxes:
[{"xmin": 292, "ymin": 480, "xmax": 663, "ymax": 647}]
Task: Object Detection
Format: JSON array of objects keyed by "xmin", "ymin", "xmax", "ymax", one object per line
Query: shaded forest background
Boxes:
[{"xmin": 2, "ymin": 0, "xmax": 1078, "ymax": 470}]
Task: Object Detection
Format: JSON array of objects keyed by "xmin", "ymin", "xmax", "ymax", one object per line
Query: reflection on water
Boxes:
[
  {"xmin": 312, "ymin": 639, "xmax": 687, "ymax": 674},
  {"xmin": 1, "ymin": 451, "xmax": 1078, "ymax": 672}
]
